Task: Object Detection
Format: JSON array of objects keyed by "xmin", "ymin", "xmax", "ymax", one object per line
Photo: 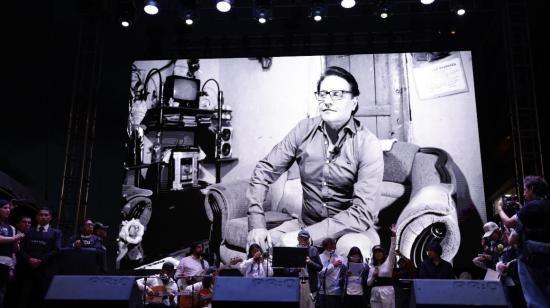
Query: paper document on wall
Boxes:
[{"xmin": 412, "ymin": 55, "xmax": 469, "ymax": 100}]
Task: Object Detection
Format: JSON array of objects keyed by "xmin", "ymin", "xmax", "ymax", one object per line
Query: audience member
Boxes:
[
  {"xmin": 14, "ymin": 216, "xmax": 31, "ymax": 234},
  {"xmin": 367, "ymin": 224, "xmax": 397, "ymax": 308},
  {"xmin": 497, "ymin": 175, "xmax": 550, "ymax": 307},
  {"xmin": 417, "ymin": 241, "xmax": 455, "ymax": 279},
  {"xmin": 16, "ymin": 207, "xmax": 62, "ymax": 308},
  {"xmin": 68, "ymin": 218, "xmax": 103, "ymax": 250},
  {"xmin": 93, "ymin": 221, "xmax": 109, "ymax": 251},
  {"xmin": 473, "ymin": 221, "xmax": 507, "ymax": 270},
  {"xmin": 0, "ymin": 200, "xmax": 24, "ymax": 308},
  {"xmin": 296, "ymin": 229, "xmax": 322, "ymax": 306}
]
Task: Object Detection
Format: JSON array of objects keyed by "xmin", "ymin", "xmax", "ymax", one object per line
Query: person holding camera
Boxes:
[{"xmin": 497, "ymin": 175, "xmax": 550, "ymax": 307}]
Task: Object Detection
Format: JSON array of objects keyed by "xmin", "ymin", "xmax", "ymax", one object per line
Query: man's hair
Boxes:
[
  {"xmin": 426, "ymin": 241, "xmax": 443, "ymax": 256},
  {"xmin": 17, "ymin": 215, "xmax": 31, "ymax": 223},
  {"xmin": 37, "ymin": 206, "xmax": 52, "ymax": 215},
  {"xmin": 317, "ymin": 66, "xmax": 360, "ymax": 114},
  {"xmin": 321, "ymin": 238, "xmax": 336, "ymax": 250},
  {"xmin": 524, "ymin": 175, "xmax": 548, "ymax": 198},
  {"xmin": 190, "ymin": 241, "xmax": 204, "ymax": 252}
]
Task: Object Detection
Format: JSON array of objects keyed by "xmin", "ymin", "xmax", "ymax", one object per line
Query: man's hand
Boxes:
[
  {"xmin": 13, "ymin": 233, "xmax": 25, "ymax": 242},
  {"xmin": 279, "ymin": 230, "xmax": 299, "ymax": 247},
  {"xmin": 247, "ymin": 228, "xmax": 272, "ymax": 253}
]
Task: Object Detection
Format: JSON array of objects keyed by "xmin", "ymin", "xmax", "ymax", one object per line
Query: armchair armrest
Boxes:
[{"xmin": 396, "ymin": 184, "xmax": 460, "ymax": 267}]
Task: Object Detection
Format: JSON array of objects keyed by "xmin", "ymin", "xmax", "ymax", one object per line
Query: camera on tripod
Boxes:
[{"xmin": 500, "ymin": 194, "xmax": 520, "ymax": 216}]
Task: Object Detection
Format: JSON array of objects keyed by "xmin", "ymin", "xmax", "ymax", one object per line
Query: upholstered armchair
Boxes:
[{"xmin": 204, "ymin": 141, "xmax": 482, "ymax": 268}]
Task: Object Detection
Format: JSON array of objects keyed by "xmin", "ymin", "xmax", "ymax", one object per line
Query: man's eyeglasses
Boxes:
[{"xmin": 314, "ymin": 90, "xmax": 353, "ymax": 101}]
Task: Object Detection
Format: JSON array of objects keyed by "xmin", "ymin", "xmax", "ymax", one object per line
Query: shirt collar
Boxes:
[
  {"xmin": 37, "ymin": 224, "xmax": 50, "ymax": 232},
  {"xmin": 317, "ymin": 116, "xmax": 360, "ymax": 136}
]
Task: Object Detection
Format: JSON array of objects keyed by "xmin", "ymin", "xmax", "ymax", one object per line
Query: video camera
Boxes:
[{"xmin": 500, "ymin": 194, "xmax": 520, "ymax": 216}]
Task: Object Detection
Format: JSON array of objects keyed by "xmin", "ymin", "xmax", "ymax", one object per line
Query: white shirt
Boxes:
[
  {"xmin": 175, "ymin": 255, "xmax": 209, "ymax": 282},
  {"xmin": 135, "ymin": 274, "xmax": 178, "ymax": 306},
  {"xmin": 319, "ymin": 251, "xmax": 346, "ymax": 295},
  {"xmin": 239, "ymin": 257, "xmax": 273, "ymax": 278},
  {"xmin": 36, "ymin": 224, "xmax": 50, "ymax": 232}
]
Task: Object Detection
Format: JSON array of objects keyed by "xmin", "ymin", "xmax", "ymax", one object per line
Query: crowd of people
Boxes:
[
  {"xmin": 0, "ymin": 199, "xmax": 109, "ymax": 308},
  {"xmin": 138, "ymin": 226, "xmax": 459, "ymax": 308}
]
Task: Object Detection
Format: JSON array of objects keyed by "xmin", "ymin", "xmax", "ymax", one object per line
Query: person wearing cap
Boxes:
[
  {"xmin": 93, "ymin": 221, "xmax": 109, "ymax": 251},
  {"xmin": 318, "ymin": 238, "xmax": 346, "ymax": 308},
  {"xmin": 366, "ymin": 224, "xmax": 397, "ymax": 308},
  {"xmin": 0, "ymin": 199, "xmax": 24, "ymax": 308},
  {"xmin": 296, "ymin": 229, "xmax": 322, "ymax": 307},
  {"xmin": 417, "ymin": 241, "xmax": 455, "ymax": 279},
  {"xmin": 473, "ymin": 221, "xmax": 506, "ymax": 270},
  {"xmin": 136, "ymin": 262, "xmax": 178, "ymax": 307}
]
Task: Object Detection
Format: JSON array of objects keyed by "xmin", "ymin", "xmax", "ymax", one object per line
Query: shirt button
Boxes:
[
  {"xmin": 322, "ymin": 203, "xmax": 326, "ymax": 207},
  {"xmin": 322, "ymin": 181, "xmax": 327, "ymax": 186},
  {"xmin": 326, "ymin": 160, "xmax": 330, "ymax": 164},
  {"xmin": 324, "ymin": 141, "xmax": 328, "ymax": 145}
]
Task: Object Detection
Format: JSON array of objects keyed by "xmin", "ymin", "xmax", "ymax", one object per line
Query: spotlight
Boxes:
[
  {"xmin": 340, "ymin": 0, "xmax": 356, "ymax": 9},
  {"xmin": 144, "ymin": 0, "xmax": 159, "ymax": 15},
  {"xmin": 216, "ymin": 0, "xmax": 233, "ymax": 13},
  {"xmin": 254, "ymin": 1, "xmax": 272, "ymax": 24},
  {"xmin": 379, "ymin": 7, "xmax": 389, "ymax": 19},
  {"xmin": 310, "ymin": 2, "xmax": 326, "ymax": 22},
  {"xmin": 456, "ymin": 8, "xmax": 465, "ymax": 15},
  {"xmin": 118, "ymin": 1, "xmax": 135, "ymax": 28},
  {"xmin": 185, "ymin": 13, "xmax": 194, "ymax": 25},
  {"xmin": 420, "ymin": 0, "xmax": 435, "ymax": 4}
]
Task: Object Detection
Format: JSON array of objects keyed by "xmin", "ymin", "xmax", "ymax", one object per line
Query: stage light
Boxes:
[
  {"xmin": 216, "ymin": 0, "xmax": 233, "ymax": 13},
  {"xmin": 456, "ymin": 8, "xmax": 465, "ymax": 15},
  {"xmin": 144, "ymin": 0, "xmax": 159, "ymax": 15},
  {"xmin": 420, "ymin": 0, "xmax": 435, "ymax": 5},
  {"xmin": 310, "ymin": 2, "xmax": 326, "ymax": 22},
  {"xmin": 118, "ymin": 1, "xmax": 135, "ymax": 28},
  {"xmin": 184, "ymin": 12, "xmax": 194, "ymax": 25},
  {"xmin": 340, "ymin": 0, "xmax": 356, "ymax": 9},
  {"xmin": 380, "ymin": 7, "xmax": 389, "ymax": 19},
  {"xmin": 254, "ymin": 1, "xmax": 272, "ymax": 24}
]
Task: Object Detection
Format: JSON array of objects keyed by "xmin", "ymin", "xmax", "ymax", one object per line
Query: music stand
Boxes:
[{"xmin": 272, "ymin": 247, "xmax": 308, "ymax": 268}]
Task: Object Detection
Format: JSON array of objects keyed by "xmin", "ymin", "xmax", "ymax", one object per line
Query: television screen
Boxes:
[
  {"xmin": 124, "ymin": 53, "xmax": 486, "ymax": 273},
  {"xmin": 163, "ymin": 75, "xmax": 200, "ymax": 106}
]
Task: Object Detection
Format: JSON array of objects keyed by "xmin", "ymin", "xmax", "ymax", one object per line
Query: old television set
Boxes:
[{"xmin": 163, "ymin": 75, "xmax": 200, "ymax": 108}]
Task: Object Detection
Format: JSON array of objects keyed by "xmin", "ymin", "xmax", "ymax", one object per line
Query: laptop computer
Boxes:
[{"xmin": 271, "ymin": 247, "xmax": 308, "ymax": 268}]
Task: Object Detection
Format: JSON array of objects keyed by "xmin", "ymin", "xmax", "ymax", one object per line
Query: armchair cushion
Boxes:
[{"xmin": 383, "ymin": 142, "xmax": 419, "ymax": 183}]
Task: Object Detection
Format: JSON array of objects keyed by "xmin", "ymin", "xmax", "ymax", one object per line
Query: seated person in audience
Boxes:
[
  {"xmin": 473, "ymin": 221, "xmax": 507, "ymax": 270},
  {"xmin": 367, "ymin": 224, "xmax": 397, "ymax": 308},
  {"xmin": 67, "ymin": 218, "xmax": 102, "ymax": 250},
  {"xmin": 0, "ymin": 199, "xmax": 25, "ymax": 308},
  {"xmin": 417, "ymin": 241, "xmax": 455, "ymax": 279},
  {"xmin": 15, "ymin": 215, "xmax": 32, "ymax": 234},
  {"xmin": 136, "ymin": 262, "xmax": 178, "ymax": 307},
  {"xmin": 239, "ymin": 243, "xmax": 272, "ymax": 278}
]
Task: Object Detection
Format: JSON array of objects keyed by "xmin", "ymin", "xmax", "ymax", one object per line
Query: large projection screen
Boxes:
[{"xmin": 119, "ymin": 52, "xmax": 485, "ymax": 273}]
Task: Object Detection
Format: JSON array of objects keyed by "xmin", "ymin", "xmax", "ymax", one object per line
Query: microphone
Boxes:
[{"xmin": 262, "ymin": 251, "xmax": 270, "ymax": 259}]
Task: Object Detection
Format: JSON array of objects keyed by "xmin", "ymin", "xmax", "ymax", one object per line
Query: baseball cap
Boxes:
[
  {"xmin": 482, "ymin": 222, "xmax": 499, "ymax": 238},
  {"xmin": 298, "ymin": 229, "xmax": 310, "ymax": 239},
  {"xmin": 94, "ymin": 222, "xmax": 110, "ymax": 230}
]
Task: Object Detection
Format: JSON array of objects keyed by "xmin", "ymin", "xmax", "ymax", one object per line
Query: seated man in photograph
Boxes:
[{"xmin": 246, "ymin": 66, "xmax": 384, "ymax": 254}]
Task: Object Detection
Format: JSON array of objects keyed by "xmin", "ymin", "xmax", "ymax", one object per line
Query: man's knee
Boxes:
[{"xmin": 336, "ymin": 229, "xmax": 380, "ymax": 257}]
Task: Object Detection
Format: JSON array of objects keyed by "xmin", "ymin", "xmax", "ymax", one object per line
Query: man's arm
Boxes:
[
  {"xmin": 41, "ymin": 229, "xmax": 62, "ymax": 263},
  {"xmin": 496, "ymin": 199, "xmax": 519, "ymax": 229},
  {"xmin": 306, "ymin": 135, "xmax": 384, "ymax": 243}
]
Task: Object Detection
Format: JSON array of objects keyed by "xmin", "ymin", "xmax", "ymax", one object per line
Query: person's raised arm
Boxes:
[{"xmin": 496, "ymin": 199, "xmax": 519, "ymax": 229}]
